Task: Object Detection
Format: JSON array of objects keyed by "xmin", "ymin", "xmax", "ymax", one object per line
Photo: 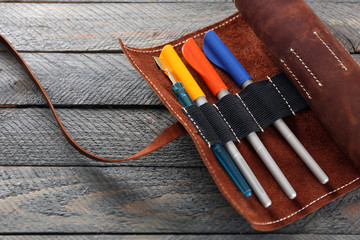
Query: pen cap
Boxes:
[
  {"xmin": 203, "ymin": 30, "xmax": 252, "ymax": 87},
  {"xmin": 182, "ymin": 38, "xmax": 228, "ymax": 97},
  {"xmin": 159, "ymin": 45, "xmax": 205, "ymax": 101}
]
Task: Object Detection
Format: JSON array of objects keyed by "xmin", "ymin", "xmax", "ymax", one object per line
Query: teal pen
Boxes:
[{"xmin": 153, "ymin": 56, "xmax": 251, "ymax": 197}]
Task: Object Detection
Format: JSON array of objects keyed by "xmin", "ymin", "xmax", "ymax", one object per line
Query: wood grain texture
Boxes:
[
  {"xmin": 0, "ymin": 108, "xmax": 203, "ymax": 166},
  {"xmin": 309, "ymin": 2, "xmax": 360, "ymax": 53},
  {"xmin": 0, "ymin": 51, "xmax": 161, "ymax": 106},
  {"xmin": 0, "ymin": 3, "xmax": 237, "ymax": 51},
  {"xmin": 0, "ymin": 0, "xmax": 359, "ymax": 236},
  {"xmin": 0, "ymin": 50, "xmax": 358, "ymax": 106},
  {"xmin": 0, "ymin": 166, "xmax": 359, "ymax": 234},
  {"xmin": 0, "ymin": 2, "xmax": 358, "ymax": 52},
  {"xmin": 1, "ymin": 235, "xmax": 360, "ymax": 240},
  {"xmin": 0, "ymin": 166, "xmax": 251, "ymax": 233},
  {"xmin": 0, "ymin": 0, "xmax": 233, "ymax": 2},
  {"xmin": 0, "ymin": 0, "xmax": 357, "ymax": 2},
  {"xmin": 308, "ymin": 0, "xmax": 360, "ymax": 2}
]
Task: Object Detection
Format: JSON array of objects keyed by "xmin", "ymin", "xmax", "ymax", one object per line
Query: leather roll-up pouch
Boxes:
[{"xmin": 119, "ymin": 0, "xmax": 360, "ymax": 231}]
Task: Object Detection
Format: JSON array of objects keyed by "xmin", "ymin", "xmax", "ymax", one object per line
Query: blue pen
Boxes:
[
  {"xmin": 153, "ymin": 56, "xmax": 251, "ymax": 197},
  {"xmin": 203, "ymin": 30, "xmax": 328, "ymax": 185},
  {"xmin": 203, "ymin": 30, "xmax": 298, "ymax": 199}
]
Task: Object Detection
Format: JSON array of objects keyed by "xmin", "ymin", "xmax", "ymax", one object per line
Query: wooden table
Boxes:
[{"xmin": 0, "ymin": 0, "xmax": 359, "ymax": 239}]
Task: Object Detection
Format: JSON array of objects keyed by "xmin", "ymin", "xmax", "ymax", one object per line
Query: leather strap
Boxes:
[{"xmin": 0, "ymin": 34, "xmax": 187, "ymax": 162}]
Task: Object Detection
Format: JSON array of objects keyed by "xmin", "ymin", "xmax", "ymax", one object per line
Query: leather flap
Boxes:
[
  {"xmin": 235, "ymin": 0, "xmax": 360, "ymax": 168},
  {"xmin": 119, "ymin": 12, "xmax": 360, "ymax": 231}
]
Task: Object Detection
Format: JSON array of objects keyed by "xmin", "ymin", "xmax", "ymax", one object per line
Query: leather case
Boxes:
[
  {"xmin": 119, "ymin": 0, "xmax": 360, "ymax": 231},
  {"xmin": 1, "ymin": 0, "xmax": 358, "ymax": 231}
]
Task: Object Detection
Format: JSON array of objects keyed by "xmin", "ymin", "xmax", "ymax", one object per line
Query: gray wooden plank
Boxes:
[
  {"xmin": 0, "ymin": 166, "xmax": 250, "ymax": 233},
  {"xmin": 0, "ymin": 2, "xmax": 358, "ymax": 52},
  {"xmin": 0, "ymin": 51, "xmax": 161, "ymax": 106},
  {"xmin": 0, "ymin": 0, "xmax": 357, "ymax": 2},
  {"xmin": 0, "ymin": 0, "xmax": 233, "ymax": 2},
  {"xmin": 308, "ymin": 0, "xmax": 360, "ymax": 2},
  {"xmin": 353, "ymin": 54, "xmax": 360, "ymax": 62},
  {"xmin": 277, "ymin": 0, "xmax": 358, "ymax": 2},
  {"xmin": 0, "ymin": 108, "xmax": 203, "ymax": 166},
  {"xmin": 1, "ymin": 235, "xmax": 360, "ymax": 240},
  {"xmin": 0, "ymin": 3, "xmax": 237, "ymax": 51},
  {"xmin": 309, "ymin": 2, "xmax": 360, "ymax": 53},
  {"xmin": 0, "ymin": 166, "xmax": 359, "ymax": 234},
  {"xmin": 0, "ymin": 51, "xmax": 359, "ymax": 106}
]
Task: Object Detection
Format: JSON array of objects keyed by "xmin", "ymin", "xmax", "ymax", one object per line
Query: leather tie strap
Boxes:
[{"xmin": 0, "ymin": 34, "xmax": 187, "ymax": 162}]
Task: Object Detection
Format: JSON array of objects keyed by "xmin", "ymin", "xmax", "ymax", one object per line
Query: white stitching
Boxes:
[
  {"xmin": 125, "ymin": 45, "xmax": 235, "ymax": 215},
  {"xmin": 121, "ymin": 17, "xmax": 240, "ymax": 219},
  {"xmin": 122, "ymin": 46, "xmax": 188, "ymax": 131},
  {"xmin": 188, "ymin": 128, "xmax": 236, "ymax": 213},
  {"xmin": 123, "ymin": 14, "xmax": 240, "ymax": 54},
  {"xmin": 280, "ymin": 59, "xmax": 312, "ymax": 100},
  {"xmin": 123, "ymin": 45, "xmax": 161, "ymax": 54},
  {"xmin": 122, "ymin": 15, "xmax": 358, "ymax": 228},
  {"xmin": 313, "ymin": 31, "xmax": 348, "ymax": 71},
  {"xmin": 334, "ymin": 33, "xmax": 360, "ymax": 68},
  {"xmin": 290, "ymin": 48, "xmax": 323, "ymax": 87},
  {"xmin": 213, "ymin": 104, "xmax": 241, "ymax": 142},
  {"xmin": 253, "ymin": 176, "xmax": 360, "ymax": 226},
  {"xmin": 237, "ymin": 94, "xmax": 264, "ymax": 132},
  {"xmin": 267, "ymin": 76, "xmax": 296, "ymax": 116},
  {"xmin": 315, "ymin": 29, "xmax": 357, "ymax": 67},
  {"xmin": 183, "ymin": 107, "xmax": 211, "ymax": 148}
]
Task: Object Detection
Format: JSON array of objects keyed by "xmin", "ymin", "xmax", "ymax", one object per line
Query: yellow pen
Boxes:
[
  {"xmin": 159, "ymin": 45, "xmax": 205, "ymax": 102},
  {"xmin": 159, "ymin": 45, "xmax": 251, "ymax": 197}
]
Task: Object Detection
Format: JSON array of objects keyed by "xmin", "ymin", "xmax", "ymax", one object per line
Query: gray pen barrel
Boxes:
[
  {"xmin": 273, "ymin": 119, "xmax": 329, "ymax": 184},
  {"xmin": 224, "ymin": 141, "xmax": 272, "ymax": 207},
  {"xmin": 217, "ymin": 89, "xmax": 272, "ymax": 207},
  {"xmin": 246, "ymin": 132, "xmax": 297, "ymax": 199}
]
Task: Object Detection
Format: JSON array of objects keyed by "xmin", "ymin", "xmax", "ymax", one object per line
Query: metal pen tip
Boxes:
[
  {"xmin": 153, "ymin": 56, "xmax": 177, "ymax": 84},
  {"xmin": 152, "ymin": 56, "xmax": 163, "ymax": 70}
]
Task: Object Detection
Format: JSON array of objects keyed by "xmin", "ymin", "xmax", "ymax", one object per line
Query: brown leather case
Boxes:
[{"xmin": 119, "ymin": 0, "xmax": 360, "ymax": 231}]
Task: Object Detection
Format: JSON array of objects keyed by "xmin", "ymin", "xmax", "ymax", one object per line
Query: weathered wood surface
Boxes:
[
  {"xmin": 0, "ymin": 0, "xmax": 233, "ymax": 2},
  {"xmin": 0, "ymin": 51, "xmax": 161, "ymax": 106},
  {"xmin": 0, "ymin": 166, "xmax": 359, "ymax": 234},
  {"xmin": 1, "ymin": 235, "xmax": 360, "ymax": 240},
  {"xmin": 0, "ymin": 166, "xmax": 248, "ymax": 233},
  {"xmin": 311, "ymin": 2, "xmax": 360, "ymax": 52},
  {"xmin": 0, "ymin": 2, "xmax": 359, "ymax": 52},
  {"xmin": 0, "ymin": 108, "xmax": 202, "ymax": 166},
  {"xmin": 0, "ymin": 0, "xmax": 359, "ymax": 237},
  {"xmin": 0, "ymin": 0, "xmax": 358, "ymax": 2},
  {"xmin": 0, "ymin": 50, "xmax": 359, "ymax": 106},
  {"xmin": 0, "ymin": 3, "xmax": 237, "ymax": 51}
]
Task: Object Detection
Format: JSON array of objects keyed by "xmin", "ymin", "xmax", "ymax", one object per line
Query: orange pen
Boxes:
[
  {"xmin": 182, "ymin": 38, "xmax": 272, "ymax": 207},
  {"xmin": 181, "ymin": 38, "xmax": 228, "ymax": 97}
]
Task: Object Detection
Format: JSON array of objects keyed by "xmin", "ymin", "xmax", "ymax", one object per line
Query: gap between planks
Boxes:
[
  {"xmin": 0, "ymin": 2, "xmax": 358, "ymax": 52},
  {"xmin": 0, "ymin": 234, "xmax": 359, "ymax": 240},
  {"xmin": 0, "ymin": 51, "xmax": 358, "ymax": 107}
]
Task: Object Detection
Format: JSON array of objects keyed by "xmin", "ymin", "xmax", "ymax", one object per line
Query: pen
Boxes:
[
  {"xmin": 153, "ymin": 55, "xmax": 251, "ymax": 197},
  {"xmin": 203, "ymin": 30, "xmax": 329, "ymax": 185},
  {"xmin": 203, "ymin": 30, "xmax": 297, "ymax": 199},
  {"xmin": 182, "ymin": 38, "xmax": 272, "ymax": 208}
]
